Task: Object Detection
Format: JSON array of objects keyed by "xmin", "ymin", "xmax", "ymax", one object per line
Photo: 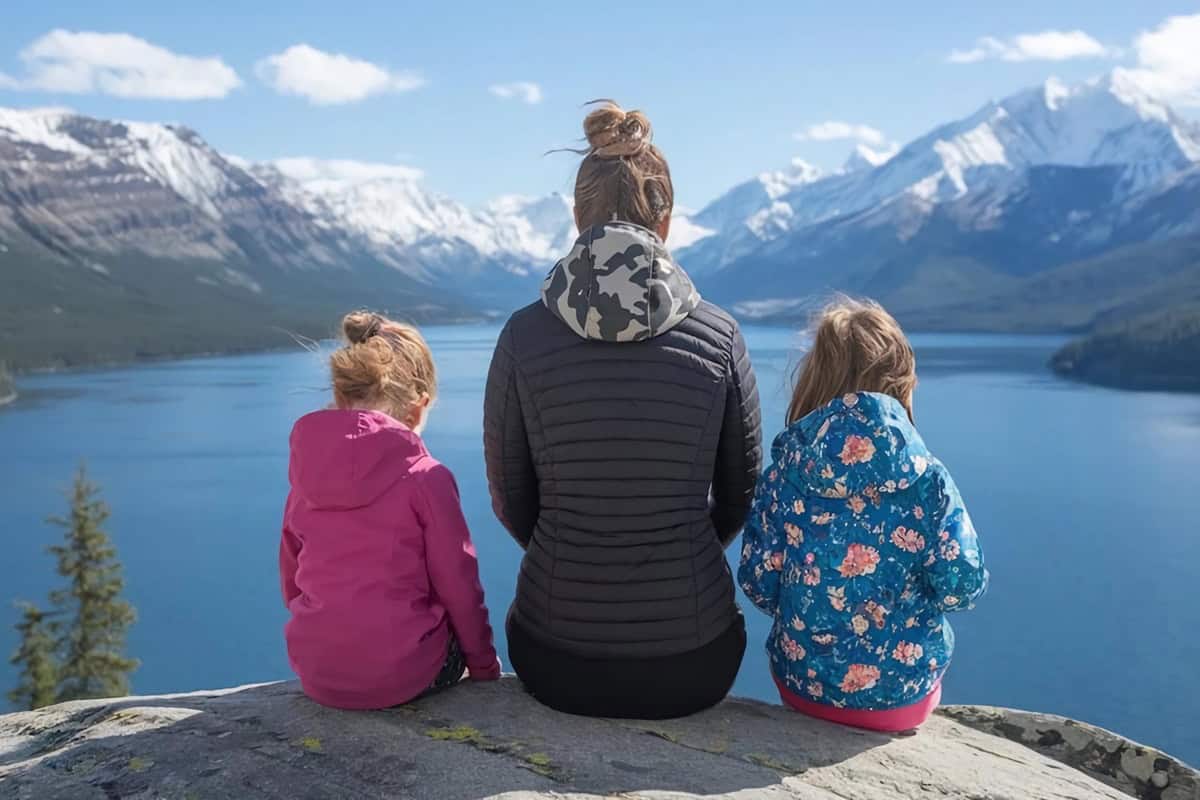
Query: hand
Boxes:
[{"xmin": 469, "ymin": 657, "xmax": 502, "ymax": 681}]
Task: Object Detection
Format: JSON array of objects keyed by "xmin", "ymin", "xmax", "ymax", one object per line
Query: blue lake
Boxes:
[{"xmin": 1, "ymin": 326, "xmax": 1198, "ymax": 764}]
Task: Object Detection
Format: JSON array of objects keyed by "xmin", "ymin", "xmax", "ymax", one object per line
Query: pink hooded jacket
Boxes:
[{"xmin": 280, "ymin": 409, "xmax": 500, "ymax": 709}]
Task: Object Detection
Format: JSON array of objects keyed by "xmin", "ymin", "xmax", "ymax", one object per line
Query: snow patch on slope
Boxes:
[
  {"xmin": 122, "ymin": 123, "xmax": 232, "ymax": 219},
  {"xmin": 0, "ymin": 107, "xmax": 90, "ymax": 156}
]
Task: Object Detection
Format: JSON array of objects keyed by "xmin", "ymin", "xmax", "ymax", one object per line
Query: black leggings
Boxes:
[{"xmin": 506, "ymin": 611, "xmax": 746, "ymax": 720}]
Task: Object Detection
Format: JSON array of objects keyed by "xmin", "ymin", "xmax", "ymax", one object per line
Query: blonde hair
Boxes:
[
  {"xmin": 329, "ymin": 311, "xmax": 436, "ymax": 423},
  {"xmin": 572, "ymin": 100, "xmax": 674, "ymax": 231},
  {"xmin": 787, "ymin": 298, "xmax": 917, "ymax": 425}
]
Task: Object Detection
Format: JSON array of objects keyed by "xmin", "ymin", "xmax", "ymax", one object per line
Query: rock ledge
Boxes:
[{"xmin": 1, "ymin": 679, "xmax": 1195, "ymax": 799}]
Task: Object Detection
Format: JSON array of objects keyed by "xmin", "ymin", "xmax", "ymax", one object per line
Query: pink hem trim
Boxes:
[{"xmin": 773, "ymin": 674, "xmax": 942, "ymax": 733}]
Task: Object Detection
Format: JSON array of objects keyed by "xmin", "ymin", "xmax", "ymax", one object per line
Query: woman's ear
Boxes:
[
  {"xmin": 656, "ymin": 213, "xmax": 672, "ymax": 243},
  {"xmin": 574, "ymin": 206, "xmax": 583, "ymax": 232}
]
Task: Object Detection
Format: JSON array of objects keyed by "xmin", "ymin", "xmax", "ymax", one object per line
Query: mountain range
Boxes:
[{"xmin": 2, "ymin": 69, "xmax": 1199, "ymax": 371}]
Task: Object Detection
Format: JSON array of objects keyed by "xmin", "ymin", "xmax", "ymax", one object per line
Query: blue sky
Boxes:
[{"xmin": 2, "ymin": 1, "xmax": 1198, "ymax": 209}]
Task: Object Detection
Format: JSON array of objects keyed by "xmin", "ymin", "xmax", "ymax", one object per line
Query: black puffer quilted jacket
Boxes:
[{"xmin": 483, "ymin": 223, "xmax": 762, "ymax": 659}]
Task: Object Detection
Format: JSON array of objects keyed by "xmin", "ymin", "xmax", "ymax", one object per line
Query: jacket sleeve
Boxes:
[
  {"xmin": 711, "ymin": 324, "xmax": 763, "ymax": 547},
  {"xmin": 919, "ymin": 466, "xmax": 988, "ymax": 613},
  {"xmin": 737, "ymin": 469, "xmax": 784, "ymax": 615},
  {"xmin": 417, "ymin": 464, "xmax": 501, "ymax": 680},
  {"xmin": 279, "ymin": 491, "xmax": 302, "ymax": 607},
  {"xmin": 483, "ymin": 323, "xmax": 539, "ymax": 548}
]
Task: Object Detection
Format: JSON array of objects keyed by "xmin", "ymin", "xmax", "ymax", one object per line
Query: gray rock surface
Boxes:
[{"xmin": 0, "ymin": 678, "xmax": 1195, "ymax": 799}]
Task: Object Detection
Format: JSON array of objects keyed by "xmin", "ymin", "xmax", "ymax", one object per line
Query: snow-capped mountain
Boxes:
[
  {"xmin": 686, "ymin": 73, "xmax": 1200, "ymax": 263},
  {"xmin": 3, "ymin": 68, "xmax": 1200, "ymax": 365},
  {"xmin": 679, "ymin": 71, "xmax": 1200, "ymax": 314},
  {"xmin": 0, "ymin": 106, "xmax": 347, "ymax": 275},
  {"xmin": 247, "ymin": 158, "xmax": 575, "ymax": 283},
  {"xmin": 0, "ymin": 106, "xmax": 578, "ymax": 313}
]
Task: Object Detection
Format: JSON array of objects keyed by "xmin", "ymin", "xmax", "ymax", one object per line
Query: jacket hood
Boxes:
[
  {"xmin": 541, "ymin": 221, "xmax": 701, "ymax": 342},
  {"xmin": 771, "ymin": 392, "xmax": 932, "ymax": 498},
  {"xmin": 289, "ymin": 409, "xmax": 427, "ymax": 510}
]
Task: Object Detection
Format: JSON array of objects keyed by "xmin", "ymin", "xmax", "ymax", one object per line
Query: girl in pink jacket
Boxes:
[{"xmin": 280, "ymin": 311, "xmax": 501, "ymax": 709}]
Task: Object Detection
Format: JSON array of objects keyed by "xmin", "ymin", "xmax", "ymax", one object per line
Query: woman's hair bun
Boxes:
[
  {"xmin": 583, "ymin": 100, "xmax": 653, "ymax": 159},
  {"xmin": 342, "ymin": 310, "xmax": 383, "ymax": 344}
]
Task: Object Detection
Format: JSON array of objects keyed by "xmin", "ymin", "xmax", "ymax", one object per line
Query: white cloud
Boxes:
[
  {"xmin": 256, "ymin": 45, "xmax": 425, "ymax": 105},
  {"xmin": 489, "ymin": 81, "xmax": 543, "ymax": 105},
  {"xmin": 948, "ymin": 30, "xmax": 1112, "ymax": 63},
  {"xmin": 795, "ymin": 121, "xmax": 888, "ymax": 147},
  {"xmin": 1113, "ymin": 14, "xmax": 1200, "ymax": 107},
  {"xmin": 0, "ymin": 29, "xmax": 240, "ymax": 99},
  {"xmin": 268, "ymin": 157, "xmax": 424, "ymax": 191}
]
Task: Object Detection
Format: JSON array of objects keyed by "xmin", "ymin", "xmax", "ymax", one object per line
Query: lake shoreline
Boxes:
[
  {"xmin": 3, "ymin": 342, "xmax": 317, "ymax": 379},
  {"xmin": 1, "ymin": 320, "xmax": 1064, "ymax": 376},
  {"xmin": 4, "ymin": 320, "xmax": 1195, "ymax": 397}
]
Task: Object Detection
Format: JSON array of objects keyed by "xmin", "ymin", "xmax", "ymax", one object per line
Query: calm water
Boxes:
[{"xmin": 1, "ymin": 326, "xmax": 1198, "ymax": 764}]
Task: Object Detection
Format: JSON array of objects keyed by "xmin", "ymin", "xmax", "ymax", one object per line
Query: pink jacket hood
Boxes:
[{"xmin": 289, "ymin": 409, "xmax": 425, "ymax": 511}]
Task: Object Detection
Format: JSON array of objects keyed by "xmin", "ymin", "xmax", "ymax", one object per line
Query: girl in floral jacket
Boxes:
[{"xmin": 738, "ymin": 298, "xmax": 987, "ymax": 732}]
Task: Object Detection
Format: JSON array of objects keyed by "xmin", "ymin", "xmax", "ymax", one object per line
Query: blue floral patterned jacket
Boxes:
[{"xmin": 738, "ymin": 392, "xmax": 987, "ymax": 711}]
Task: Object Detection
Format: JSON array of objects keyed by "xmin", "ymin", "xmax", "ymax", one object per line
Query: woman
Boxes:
[{"xmin": 483, "ymin": 101, "xmax": 762, "ymax": 719}]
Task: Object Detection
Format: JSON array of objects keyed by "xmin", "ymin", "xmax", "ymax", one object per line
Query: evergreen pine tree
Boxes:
[
  {"xmin": 46, "ymin": 465, "xmax": 138, "ymax": 702},
  {"xmin": 7, "ymin": 603, "xmax": 58, "ymax": 710}
]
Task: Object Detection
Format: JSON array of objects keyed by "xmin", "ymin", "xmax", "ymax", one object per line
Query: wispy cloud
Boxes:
[
  {"xmin": 256, "ymin": 45, "xmax": 424, "ymax": 105},
  {"xmin": 0, "ymin": 29, "xmax": 240, "ymax": 99},
  {"xmin": 489, "ymin": 81, "xmax": 543, "ymax": 105},
  {"xmin": 795, "ymin": 121, "xmax": 888, "ymax": 147},
  {"xmin": 948, "ymin": 30, "xmax": 1112, "ymax": 64},
  {"xmin": 1113, "ymin": 14, "xmax": 1200, "ymax": 107}
]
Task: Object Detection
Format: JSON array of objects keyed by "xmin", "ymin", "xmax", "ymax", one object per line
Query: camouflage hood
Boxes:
[{"xmin": 540, "ymin": 222, "xmax": 701, "ymax": 342}]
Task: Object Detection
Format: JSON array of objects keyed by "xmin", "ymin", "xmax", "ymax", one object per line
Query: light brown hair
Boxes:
[
  {"xmin": 787, "ymin": 297, "xmax": 917, "ymax": 425},
  {"xmin": 572, "ymin": 100, "xmax": 674, "ymax": 231},
  {"xmin": 330, "ymin": 311, "xmax": 436, "ymax": 425}
]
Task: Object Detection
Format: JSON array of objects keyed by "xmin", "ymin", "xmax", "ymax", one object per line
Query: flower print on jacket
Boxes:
[
  {"xmin": 738, "ymin": 392, "xmax": 988, "ymax": 711},
  {"xmin": 890, "ymin": 526, "xmax": 924, "ymax": 553},
  {"xmin": 862, "ymin": 600, "xmax": 888, "ymax": 629},
  {"xmin": 781, "ymin": 633, "xmax": 806, "ymax": 661},
  {"xmin": 802, "ymin": 553, "xmax": 822, "ymax": 586},
  {"xmin": 837, "ymin": 543, "xmax": 880, "ymax": 577},
  {"xmin": 893, "ymin": 642, "xmax": 924, "ymax": 666},
  {"xmin": 838, "ymin": 435, "xmax": 876, "ymax": 466},
  {"xmin": 840, "ymin": 664, "xmax": 881, "ymax": 694}
]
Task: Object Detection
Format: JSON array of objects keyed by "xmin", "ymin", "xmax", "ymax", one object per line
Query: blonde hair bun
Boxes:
[
  {"xmin": 583, "ymin": 101, "xmax": 653, "ymax": 159},
  {"xmin": 572, "ymin": 100, "xmax": 673, "ymax": 231},
  {"xmin": 330, "ymin": 310, "xmax": 437, "ymax": 422},
  {"xmin": 342, "ymin": 310, "xmax": 384, "ymax": 344}
]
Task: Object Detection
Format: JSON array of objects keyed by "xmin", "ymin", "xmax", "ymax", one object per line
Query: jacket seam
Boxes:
[
  {"xmin": 510, "ymin": 331, "xmax": 558, "ymax": 634},
  {"xmin": 688, "ymin": 329, "xmax": 731, "ymax": 648}
]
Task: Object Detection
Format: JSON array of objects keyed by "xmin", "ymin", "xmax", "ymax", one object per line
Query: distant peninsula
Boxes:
[
  {"xmin": 1051, "ymin": 306, "xmax": 1200, "ymax": 392},
  {"xmin": 0, "ymin": 362, "xmax": 15, "ymax": 407}
]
